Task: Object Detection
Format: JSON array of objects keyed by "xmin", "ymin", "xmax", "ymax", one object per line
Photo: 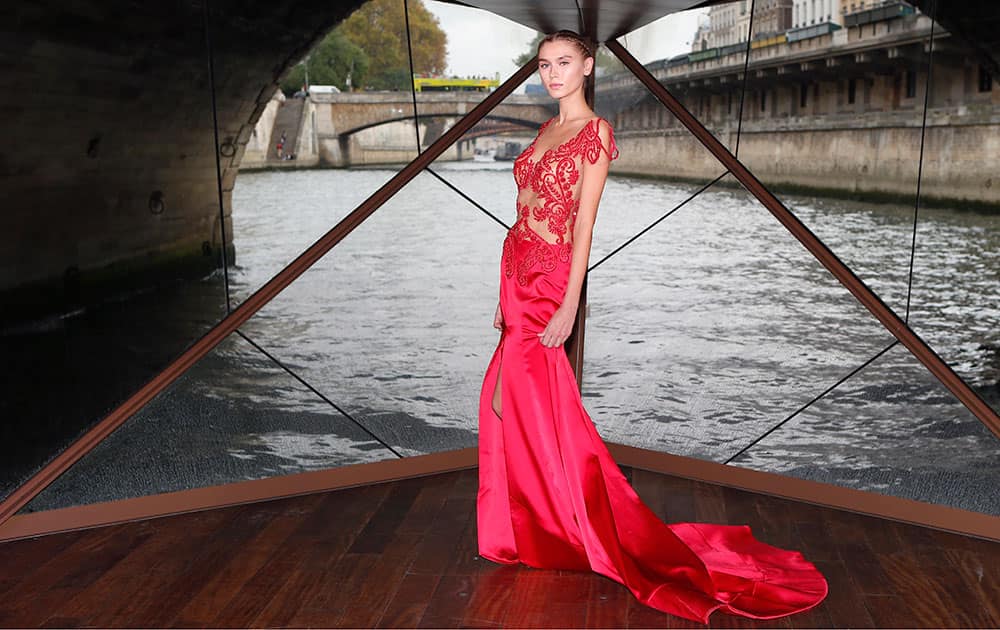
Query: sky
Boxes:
[{"xmin": 424, "ymin": 1, "xmax": 708, "ymax": 80}]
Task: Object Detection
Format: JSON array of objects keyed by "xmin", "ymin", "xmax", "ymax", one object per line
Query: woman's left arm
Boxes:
[{"xmin": 538, "ymin": 120, "xmax": 614, "ymax": 348}]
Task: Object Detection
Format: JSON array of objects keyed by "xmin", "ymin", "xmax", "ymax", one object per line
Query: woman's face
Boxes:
[{"xmin": 537, "ymin": 39, "xmax": 593, "ymax": 100}]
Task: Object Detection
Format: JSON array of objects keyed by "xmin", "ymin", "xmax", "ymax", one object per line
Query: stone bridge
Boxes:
[{"xmin": 313, "ymin": 92, "xmax": 552, "ymax": 166}]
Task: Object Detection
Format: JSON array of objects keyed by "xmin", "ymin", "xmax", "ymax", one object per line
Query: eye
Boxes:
[{"xmin": 560, "ymin": 61, "xmax": 569, "ymax": 66}]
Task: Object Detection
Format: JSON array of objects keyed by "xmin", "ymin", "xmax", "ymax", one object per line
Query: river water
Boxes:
[{"xmin": 16, "ymin": 161, "xmax": 1000, "ymax": 514}]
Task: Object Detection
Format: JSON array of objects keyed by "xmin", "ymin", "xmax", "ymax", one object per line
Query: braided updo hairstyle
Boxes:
[{"xmin": 538, "ymin": 30, "xmax": 596, "ymax": 108}]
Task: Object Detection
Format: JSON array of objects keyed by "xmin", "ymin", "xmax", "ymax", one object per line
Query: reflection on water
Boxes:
[{"xmin": 10, "ymin": 163, "xmax": 1000, "ymax": 514}]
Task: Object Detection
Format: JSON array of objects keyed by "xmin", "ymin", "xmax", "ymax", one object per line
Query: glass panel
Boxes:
[
  {"xmin": 0, "ymin": 6, "xmax": 228, "ymax": 501},
  {"xmin": 23, "ymin": 333, "xmax": 396, "ymax": 512},
  {"xmin": 416, "ymin": 1, "xmax": 540, "ymax": 156},
  {"xmin": 908, "ymin": 205, "xmax": 1000, "ymax": 417},
  {"xmin": 731, "ymin": 344, "xmax": 1000, "ymax": 515},
  {"xmin": 612, "ymin": 3, "xmax": 752, "ymax": 156},
  {"xmin": 738, "ymin": 5, "xmax": 932, "ymax": 314},
  {"xmin": 582, "ymin": 181, "xmax": 895, "ymax": 461},
  {"xmin": 240, "ymin": 171, "xmax": 501, "ymax": 455},
  {"xmin": 905, "ymin": 18, "xmax": 1000, "ymax": 418},
  {"xmin": 228, "ymin": 0, "xmax": 416, "ymax": 305}
]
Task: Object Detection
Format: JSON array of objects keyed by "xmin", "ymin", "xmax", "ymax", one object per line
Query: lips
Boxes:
[{"xmin": 550, "ymin": 83, "xmax": 563, "ymax": 89}]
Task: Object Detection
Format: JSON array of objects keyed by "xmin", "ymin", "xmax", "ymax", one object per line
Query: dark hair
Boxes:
[{"xmin": 538, "ymin": 30, "xmax": 595, "ymax": 107}]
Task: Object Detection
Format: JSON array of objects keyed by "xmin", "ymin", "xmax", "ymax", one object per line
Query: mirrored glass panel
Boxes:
[
  {"xmin": 23, "ymin": 332, "xmax": 396, "ymax": 512},
  {"xmin": 731, "ymin": 344, "xmax": 1000, "ymax": 515},
  {"xmin": 1, "ymin": 5, "xmax": 229, "ymax": 501}
]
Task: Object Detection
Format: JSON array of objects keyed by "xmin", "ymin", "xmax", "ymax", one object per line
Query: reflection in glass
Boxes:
[
  {"xmin": 731, "ymin": 344, "xmax": 1000, "ymax": 515},
  {"xmin": 23, "ymin": 333, "xmax": 397, "ymax": 512}
]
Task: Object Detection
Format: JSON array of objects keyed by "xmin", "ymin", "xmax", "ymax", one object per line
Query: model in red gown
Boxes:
[{"xmin": 477, "ymin": 116, "xmax": 828, "ymax": 623}]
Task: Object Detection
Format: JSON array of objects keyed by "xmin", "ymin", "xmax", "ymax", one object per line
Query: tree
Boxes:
[
  {"xmin": 280, "ymin": 30, "xmax": 369, "ymax": 93},
  {"xmin": 339, "ymin": 0, "xmax": 447, "ymax": 90},
  {"xmin": 280, "ymin": 0, "xmax": 447, "ymax": 93}
]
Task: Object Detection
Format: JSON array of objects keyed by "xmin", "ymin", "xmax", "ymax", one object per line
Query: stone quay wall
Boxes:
[{"xmin": 612, "ymin": 112, "xmax": 1000, "ymax": 209}]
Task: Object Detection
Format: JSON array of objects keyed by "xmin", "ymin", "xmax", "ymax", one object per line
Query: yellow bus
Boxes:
[{"xmin": 413, "ymin": 76, "xmax": 500, "ymax": 92}]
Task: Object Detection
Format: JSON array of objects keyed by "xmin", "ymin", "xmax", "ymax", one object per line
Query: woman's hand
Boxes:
[
  {"xmin": 538, "ymin": 303, "xmax": 577, "ymax": 347},
  {"xmin": 493, "ymin": 302, "xmax": 504, "ymax": 331}
]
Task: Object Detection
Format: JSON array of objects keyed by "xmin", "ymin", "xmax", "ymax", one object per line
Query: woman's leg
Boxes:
[{"xmin": 491, "ymin": 367, "xmax": 503, "ymax": 419}]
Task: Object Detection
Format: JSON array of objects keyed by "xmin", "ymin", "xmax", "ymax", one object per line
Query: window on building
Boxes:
[
  {"xmin": 847, "ymin": 78, "xmax": 856, "ymax": 104},
  {"xmin": 800, "ymin": 82, "xmax": 809, "ymax": 108},
  {"xmin": 761, "ymin": 90, "xmax": 767, "ymax": 112},
  {"xmin": 905, "ymin": 70, "xmax": 917, "ymax": 99},
  {"xmin": 979, "ymin": 66, "xmax": 994, "ymax": 93}
]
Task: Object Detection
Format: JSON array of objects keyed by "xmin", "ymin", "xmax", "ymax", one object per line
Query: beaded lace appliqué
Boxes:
[{"xmin": 504, "ymin": 117, "xmax": 619, "ymax": 285}]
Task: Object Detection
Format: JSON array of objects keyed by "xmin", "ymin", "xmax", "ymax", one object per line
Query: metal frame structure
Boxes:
[{"xmin": 2, "ymin": 16, "xmax": 998, "ymax": 543}]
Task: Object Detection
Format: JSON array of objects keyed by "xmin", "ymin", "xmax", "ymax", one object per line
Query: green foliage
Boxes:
[
  {"xmin": 513, "ymin": 33, "xmax": 544, "ymax": 67},
  {"xmin": 281, "ymin": 0, "xmax": 447, "ymax": 93},
  {"xmin": 280, "ymin": 29, "xmax": 368, "ymax": 94}
]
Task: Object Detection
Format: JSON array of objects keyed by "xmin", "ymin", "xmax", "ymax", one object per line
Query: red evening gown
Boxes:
[{"xmin": 477, "ymin": 116, "xmax": 828, "ymax": 623}]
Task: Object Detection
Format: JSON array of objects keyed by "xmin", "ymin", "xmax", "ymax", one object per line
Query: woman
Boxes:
[{"xmin": 477, "ymin": 30, "xmax": 828, "ymax": 623}]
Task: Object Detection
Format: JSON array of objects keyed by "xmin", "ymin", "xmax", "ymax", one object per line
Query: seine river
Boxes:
[{"xmin": 15, "ymin": 161, "xmax": 1000, "ymax": 515}]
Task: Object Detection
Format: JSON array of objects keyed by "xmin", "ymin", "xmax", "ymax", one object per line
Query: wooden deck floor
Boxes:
[{"xmin": 0, "ymin": 467, "xmax": 998, "ymax": 628}]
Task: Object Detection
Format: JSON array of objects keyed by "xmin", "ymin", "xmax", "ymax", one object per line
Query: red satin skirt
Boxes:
[{"xmin": 477, "ymin": 231, "xmax": 828, "ymax": 623}]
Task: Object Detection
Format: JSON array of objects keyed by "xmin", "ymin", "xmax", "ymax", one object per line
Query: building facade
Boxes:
[
  {"xmin": 793, "ymin": 0, "xmax": 844, "ymax": 28},
  {"xmin": 706, "ymin": 0, "xmax": 795, "ymax": 48}
]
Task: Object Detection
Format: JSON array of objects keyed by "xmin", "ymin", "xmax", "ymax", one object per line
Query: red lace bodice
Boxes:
[
  {"xmin": 512, "ymin": 117, "xmax": 619, "ymax": 245},
  {"xmin": 503, "ymin": 117, "xmax": 619, "ymax": 285}
]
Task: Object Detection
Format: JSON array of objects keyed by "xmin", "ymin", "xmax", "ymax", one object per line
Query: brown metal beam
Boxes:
[
  {"xmin": 605, "ymin": 38, "xmax": 1000, "ymax": 441},
  {"xmin": 0, "ymin": 59, "xmax": 539, "ymax": 528}
]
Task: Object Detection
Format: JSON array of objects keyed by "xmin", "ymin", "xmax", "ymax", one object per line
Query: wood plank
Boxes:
[
  {"xmin": 1, "ymin": 468, "xmax": 998, "ymax": 629},
  {"xmin": 332, "ymin": 533, "xmax": 425, "ymax": 628},
  {"xmin": 166, "ymin": 493, "xmax": 326, "ymax": 627},
  {"xmin": 809, "ymin": 559, "xmax": 875, "ymax": 628},
  {"xmin": 408, "ymin": 497, "xmax": 475, "ymax": 576},
  {"xmin": 213, "ymin": 484, "xmax": 390, "ymax": 627},
  {"xmin": 502, "ymin": 570, "xmax": 591, "ymax": 628},
  {"xmin": 417, "ymin": 574, "xmax": 478, "ymax": 628},
  {"xmin": 584, "ymin": 573, "xmax": 630, "ymax": 628},
  {"xmin": 0, "ymin": 528, "xmax": 85, "ymax": 592},
  {"xmin": 460, "ymin": 566, "xmax": 519, "ymax": 627},
  {"xmin": 94, "ymin": 507, "xmax": 249, "ymax": 627},
  {"xmin": 376, "ymin": 571, "xmax": 442, "ymax": 628}
]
